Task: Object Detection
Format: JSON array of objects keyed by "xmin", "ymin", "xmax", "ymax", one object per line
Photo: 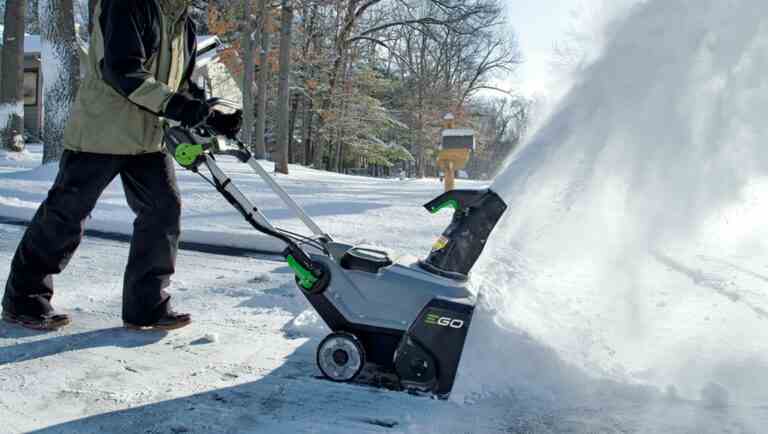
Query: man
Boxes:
[{"xmin": 1, "ymin": 0, "xmax": 242, "ymax": 331}]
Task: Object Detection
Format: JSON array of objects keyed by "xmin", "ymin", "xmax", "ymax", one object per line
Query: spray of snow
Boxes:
[
  {"xmin": 525, "ymin": 1, "xmax": 648, "ymax": 139},
  {"xmin": 460, "ymin": 0, "xmax": 768, "ymax": 412}
]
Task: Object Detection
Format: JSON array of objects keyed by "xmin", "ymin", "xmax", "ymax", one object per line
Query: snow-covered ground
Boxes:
[{"xmin": 0, "ymin": 145, "xmax": 765, "ymax": 433}]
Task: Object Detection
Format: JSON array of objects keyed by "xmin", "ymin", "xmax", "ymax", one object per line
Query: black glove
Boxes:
[
  {"xmin": 186, "ymin": 81, "xmax": 207, "ymax": 102},
  {"xmin": 207, "ymin": 109, "xmax": 243, "ymax": 139},
  {"xmin": 164, "ymin": 94, "xmax": 211, "ymax": 128}
]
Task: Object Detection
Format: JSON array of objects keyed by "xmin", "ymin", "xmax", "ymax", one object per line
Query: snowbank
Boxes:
[{"xmin": 0, "ymin": 102, "xmax": 23, "ymax": 131}]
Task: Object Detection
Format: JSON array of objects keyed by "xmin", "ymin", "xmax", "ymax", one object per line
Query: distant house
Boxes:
[
  {"xmin": 0, "ymin": 30, "xmax": 238, "ymax": 139},
  {"xmin": 0, "ymin": 30, "xmax": 44, "ymax": 136},
  {"xmin": 192, "ymin": 35, "xmax": 243, "ymax": 106}
]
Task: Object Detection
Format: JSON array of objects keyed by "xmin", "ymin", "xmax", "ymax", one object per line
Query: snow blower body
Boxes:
[{"xmin": 164, "ymin": 100, "xmax": 507, "ymax": 398}]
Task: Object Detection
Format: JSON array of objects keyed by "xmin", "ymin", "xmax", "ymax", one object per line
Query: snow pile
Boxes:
[
  {"xmin": 283, "ymin": 309, "xmax": 329, "ymax": 338},
  {"xmin": 0, "ymin": 102, "xmax": 23, "ymax": 131},
  {"xmin": 0, "ymin": 143, "xmax": 42, "ymax": 174},
  {"xmin": 461, "ymin": 0, "xmax": 768, "ymax": 410},
  {"xmin": 0, "ymin": 102, "xmax": 23, "ymax": 119}
]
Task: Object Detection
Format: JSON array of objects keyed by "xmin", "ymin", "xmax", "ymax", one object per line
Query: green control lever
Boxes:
[{"xmin": 423, "ymin": 189, "xmax": 490, "ymax": 214}]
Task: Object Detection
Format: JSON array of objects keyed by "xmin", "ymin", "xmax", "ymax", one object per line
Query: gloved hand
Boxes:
[
  {"xmin": 164, "ymin": 94, "xmax": 211, "ymax": 128},
  {"xmin": 207, "ymin": 109, "xmax": 243, "ymax": 139}
]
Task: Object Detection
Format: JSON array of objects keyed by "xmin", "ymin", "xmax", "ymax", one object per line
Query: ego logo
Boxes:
[{"xmin": 425, "ymin": 313, "xmax": 465, "ymax": 329}]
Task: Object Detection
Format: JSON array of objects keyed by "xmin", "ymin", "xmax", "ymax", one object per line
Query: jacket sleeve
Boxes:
[
  {"xmin": 179, "ymin": 19, "xmax": 207, "ymax": 102},
  {"xmin": 99, "ymin": 0, "xmax": 176, "ymax": 115}
]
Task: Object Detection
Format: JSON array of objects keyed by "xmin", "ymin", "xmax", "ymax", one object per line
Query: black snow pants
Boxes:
[{"xmin": 2, "ymin": 150, "xmax": 181, "ymax": 326}]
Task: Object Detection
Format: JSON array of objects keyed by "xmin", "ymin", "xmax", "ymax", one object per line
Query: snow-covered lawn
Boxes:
[{"xmin": 0, "ymin": 145, "xmax": 481, "ymax": 255}]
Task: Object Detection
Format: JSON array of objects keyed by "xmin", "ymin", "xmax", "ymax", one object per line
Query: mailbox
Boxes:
[
  {"xmin": 437, "ymin": 128, "xmax": 475, "ymax": 192},
  {"xmin": 441, "ymin": 129, "xmax": 476, "ymax": 151}
]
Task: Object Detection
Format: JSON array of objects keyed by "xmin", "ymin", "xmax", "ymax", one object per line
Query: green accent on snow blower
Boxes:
[
  {"xmin": 430, "ymin": 199, "xmax": 460, "ymax": 214},
  {"xmin": 287, "ymin": 255, "xmax": 318, "ymax": 289},
  {"xmin": 174, "ymin": 143, "xmax": 204, "ymax": 167}
]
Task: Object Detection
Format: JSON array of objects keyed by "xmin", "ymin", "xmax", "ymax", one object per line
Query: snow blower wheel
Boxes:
[{"xmin": 316, "ymin": 332, "xmax": 365, "ymax": 382}]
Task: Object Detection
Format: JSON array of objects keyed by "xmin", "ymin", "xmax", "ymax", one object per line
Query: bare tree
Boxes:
[
  {"xmin": 253, "ymin": 0, "xmax": 270, "ymax": 159},
  {"xmin": 0, "ymin": 0, "xmax": 27, "ymax": 151},
  {"xmin": 465, "ymin": 96, "xmax": 529, "ymax": 178},
  {"xmin": 215, "ymin": 0, "xmax": 525, "ymax": 176},
  {"xmin": 39, "ymin": 0, "xmax": 80, "ymax": 163},
  {"xmin": 274, "ymin": 0, "xmax": 293, "ymax": 174},
  {"xmin": 240, "ymin": 0, "xmax": 256, "ymax": 148}
]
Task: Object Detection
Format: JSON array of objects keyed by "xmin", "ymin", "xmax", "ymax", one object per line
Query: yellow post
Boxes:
[
  {"xmin": 445, "ymin": 161, "xmax": 455, "ymax": 191},
  {"xmin": 438, "ymin": 112, "xmax": 472, "ymax": 192}
]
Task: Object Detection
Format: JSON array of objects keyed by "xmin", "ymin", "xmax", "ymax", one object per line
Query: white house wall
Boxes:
[{"xmin": 195, "ymin": 61, "xmax": 242, "ymax": 106}]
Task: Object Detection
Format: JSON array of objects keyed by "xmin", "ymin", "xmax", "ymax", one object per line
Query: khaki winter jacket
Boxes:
[{"xmin": 63, "ymin": 0, "xmax": 201, "ymax": 155}]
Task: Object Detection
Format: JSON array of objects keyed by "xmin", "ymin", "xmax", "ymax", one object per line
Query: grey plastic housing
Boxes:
[{"xmin": 311, "ymin": 242, "xmax": 475, "ymax": 333}]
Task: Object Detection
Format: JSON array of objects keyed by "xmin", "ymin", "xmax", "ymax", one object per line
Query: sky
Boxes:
[{"xmin": 502, "ymin": 0, "xmax": 592, "ymax": 97}]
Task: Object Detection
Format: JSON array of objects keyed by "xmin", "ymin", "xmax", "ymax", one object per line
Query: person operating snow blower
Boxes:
[{"xmin": 1, "ymin": 0, "xmax": 242, "ymax": 331}]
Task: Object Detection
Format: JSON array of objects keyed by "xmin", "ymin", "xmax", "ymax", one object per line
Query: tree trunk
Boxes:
[
  {"xmin": 415, "ymin": 32, "xmax": 428, "ymax": 178},
  {"xmin": 39, "ymin": 0, "xmax": 80, "ymax": 164},
  {"xmin": 0, "ymin": 0, "xmax": 27, "ymax": 151},
  {"xmin": 301, "ymin": 98, "xmax": 312, "ymax": 165},
  {"xmin": 253, "ymin": 0, "xmax": 270, "ymax": 160},
  {"xmin": 312, "ymin": 137, "xmax": 324, "ymax": 169},
  {"xmin": 274, "ymin": 0, "xmax": 292, "ymax": 174},
  {"xmin": 288, "ymin": 93, "xmax": 299, "ymax": 163},
  {"xmin": 240, "ymin": 0, "xmax": 255, "ymax": 149},
  {"xmin": 335, "ymin": 142, "xmax": 344, "ymax": 173}
]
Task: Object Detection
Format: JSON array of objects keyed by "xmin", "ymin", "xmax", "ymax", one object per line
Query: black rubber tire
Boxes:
[{"xmin": 316, "ymin": 332, "xmax": 366, "ymax": 382}]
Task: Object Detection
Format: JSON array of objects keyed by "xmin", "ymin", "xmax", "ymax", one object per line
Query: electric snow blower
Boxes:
[{"xmin": 164, "ymin": 100, "xmax": 507, "ymax": 398}]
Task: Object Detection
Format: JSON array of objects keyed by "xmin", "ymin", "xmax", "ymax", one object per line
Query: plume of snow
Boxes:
[{"xmin": 459, "ymin": 0, "xmax": 768, "ymax": 413}]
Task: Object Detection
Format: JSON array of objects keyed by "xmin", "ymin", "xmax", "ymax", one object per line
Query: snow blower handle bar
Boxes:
[
  {"xmin": 166, "ymin": 99, "xmax": 328, "ymax": 239},
  {"xmin": 164, "ymin": 106, "xmax": 331, "ymax": 294},
  {"xmin": 198, "ymin": 149, "xmax": 330, "ymax": 294}
]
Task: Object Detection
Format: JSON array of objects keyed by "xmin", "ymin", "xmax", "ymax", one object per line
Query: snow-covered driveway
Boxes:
[
  {"xmin": 1, "ymin": 224, "xmax": 766, "ymax": 434},
  {"xmin": 0, "ymin": 224, "xmax": 513, "ymax": 434}
]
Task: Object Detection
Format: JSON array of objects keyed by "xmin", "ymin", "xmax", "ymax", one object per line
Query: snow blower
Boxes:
[{"xmin": 164, "ymin": 100, "xmax": 507, "ymax": 398}]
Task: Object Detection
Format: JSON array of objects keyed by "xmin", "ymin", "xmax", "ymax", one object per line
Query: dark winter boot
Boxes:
[
  {"xmin": 2, "ymin": 310, "xmax": 71, "ymax": 331},
  {"xmin": 124, "ymin": 311, "xmax": 191, "ymax": 331}
]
